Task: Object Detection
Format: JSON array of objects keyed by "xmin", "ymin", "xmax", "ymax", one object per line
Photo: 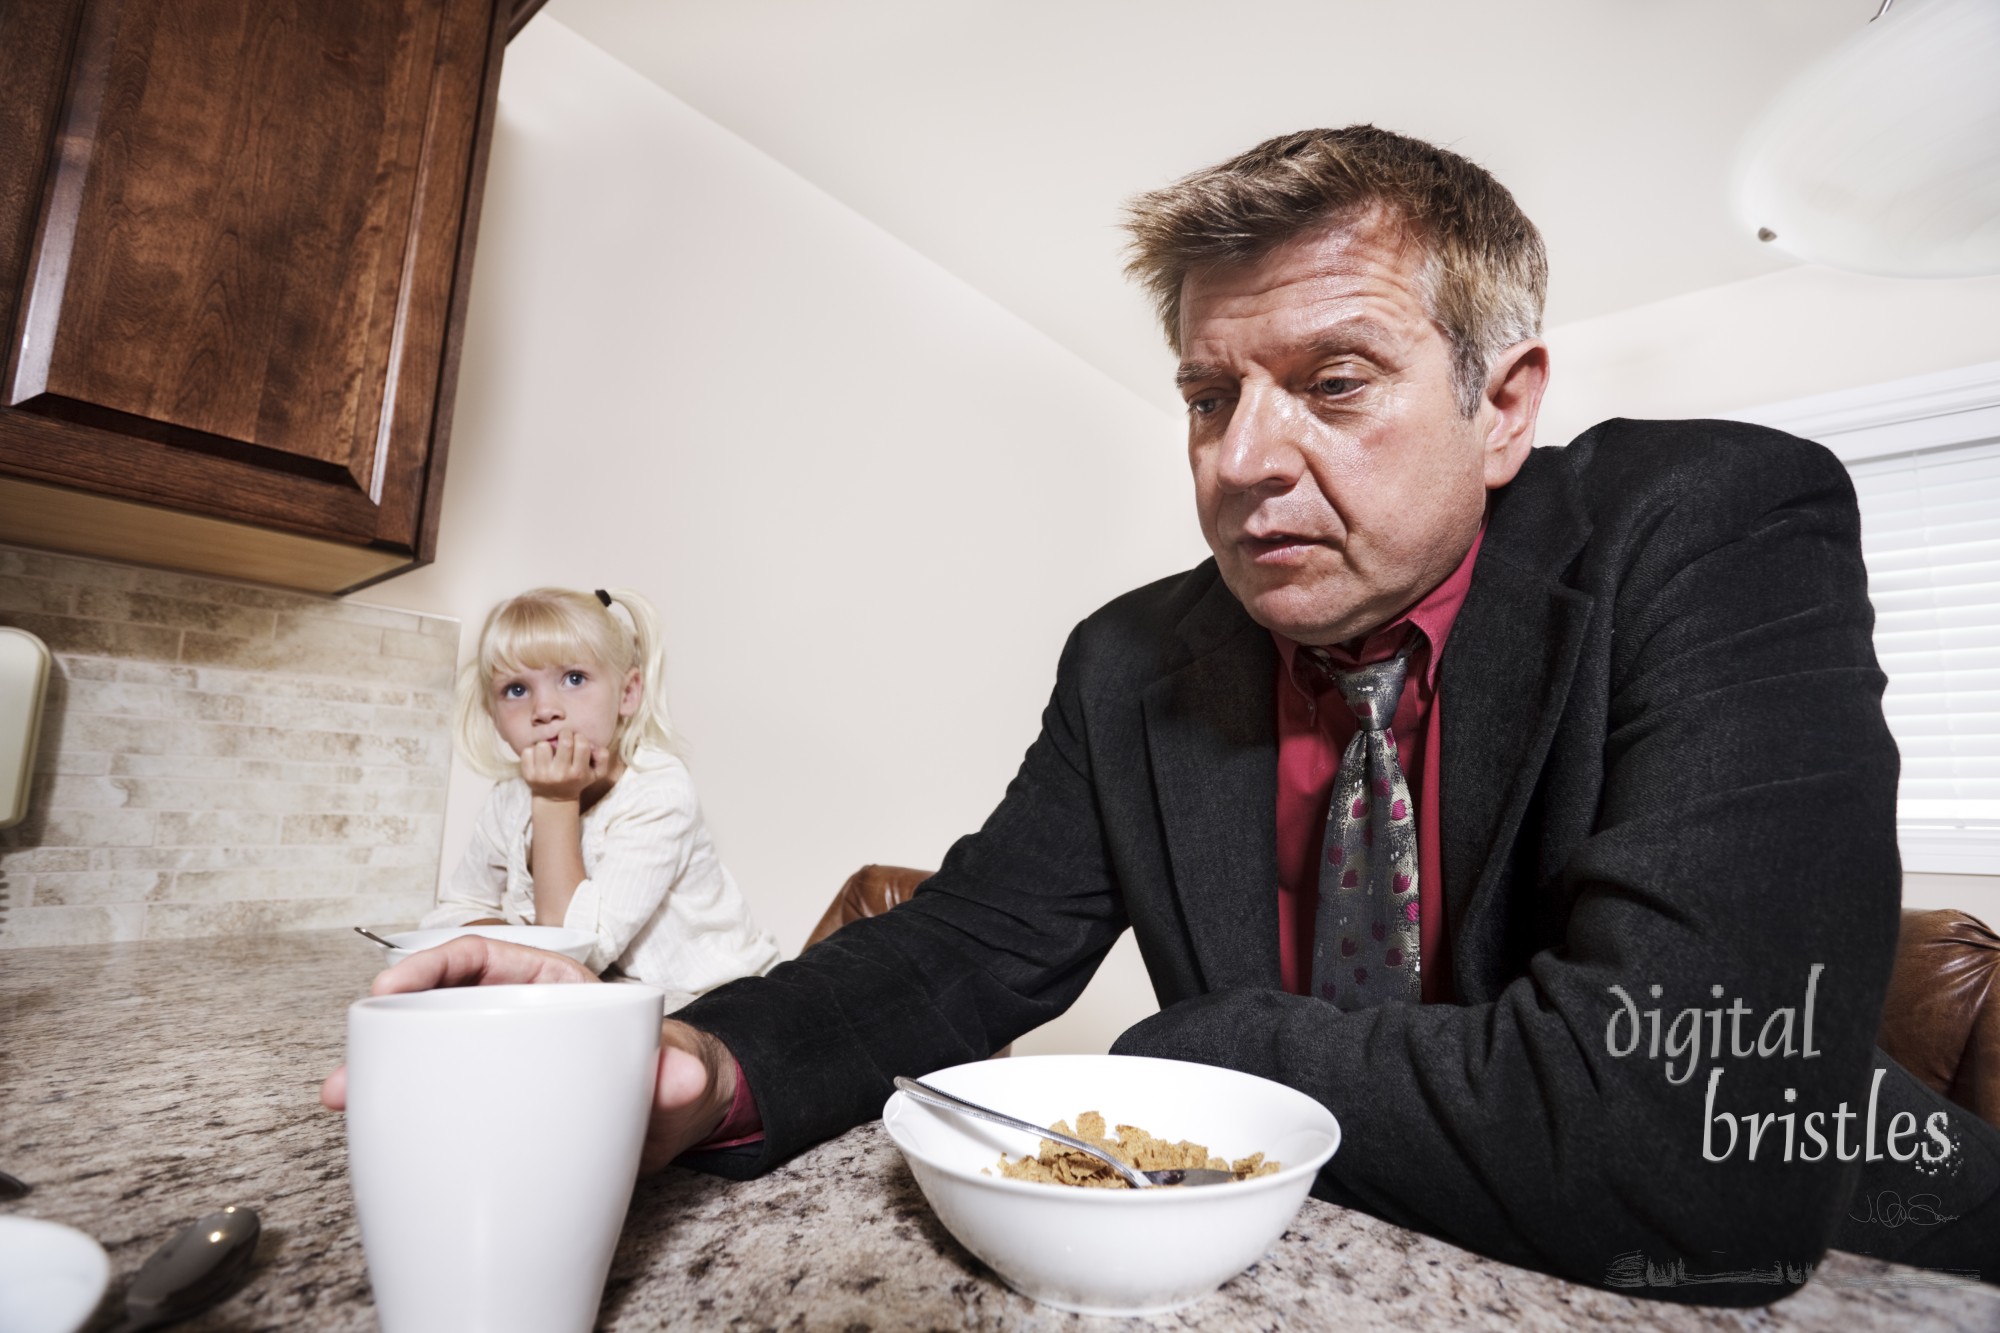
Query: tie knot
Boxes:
[{"xmin": 1304, "ymin": 645, "xmax": 1411, "ymax": 732}]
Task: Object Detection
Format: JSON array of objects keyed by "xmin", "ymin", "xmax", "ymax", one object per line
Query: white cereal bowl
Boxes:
[
  {"xmin": 881, "ymin": 1053, "xmax": 1339, "ymax": 1317},
  {"xmin": 377, "ymin": 925, "xmax": 598, "ymax": 968},
  {"xmin": 0, "ymin": 1216, "xmax": 111, "ymax": 1333}
]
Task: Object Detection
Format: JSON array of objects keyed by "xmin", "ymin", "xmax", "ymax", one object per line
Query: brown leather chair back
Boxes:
[
  {"xmin": 1878, "ymin": 907, "xmax": 2000, "ymax": 1128},
  {"xmin": 805, "ymin": 864, "xmax": 933, "ymax": 950}
]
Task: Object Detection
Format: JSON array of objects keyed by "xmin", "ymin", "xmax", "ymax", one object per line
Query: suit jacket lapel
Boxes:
[
  {"xmin": 1141, "ymin": 575, "xmax": 1281, "ymax": 993},
  {"xmin": 1439, "ymin": 449, "xmax": 1595, "ymax": 989}
]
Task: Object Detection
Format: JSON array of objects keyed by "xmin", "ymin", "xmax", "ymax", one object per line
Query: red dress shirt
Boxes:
[
  {"xmin": 1272, "ymin": 528, "xmax": 1483, "ymax": 1003},
  {"xmin": 700, "ymin": 530, "xmax": 1485, "ymax": 1149}
]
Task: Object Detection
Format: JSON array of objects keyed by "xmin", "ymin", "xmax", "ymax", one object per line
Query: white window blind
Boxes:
[
  {"xmin": 1731, "ymin": 360, "xmax": 2000, "ymax": 873},
  {"xmin": 1847, "ymin": 440, "xmax": 2000, "ymax": 867}
]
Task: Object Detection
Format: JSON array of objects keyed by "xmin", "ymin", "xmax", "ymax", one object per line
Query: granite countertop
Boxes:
[{"xmin": 2, "ymin": 930, "xmax": 1995, "ymax": 1331}]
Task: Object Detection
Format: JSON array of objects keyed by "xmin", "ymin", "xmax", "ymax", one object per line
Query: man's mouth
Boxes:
[{"xmin": 1239, "ymin": 531, "xmax": 1325, "ymax": 564}]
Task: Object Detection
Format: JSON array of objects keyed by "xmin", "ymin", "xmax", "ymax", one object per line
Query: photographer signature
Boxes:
[
  {"xmin": 1604, "ymin": 1251, "xmax": 1811, "ymax": 1289},
  {"xmin": 1848, "ymin": 1191, "xmax": 1957, "ymax": 1229}
]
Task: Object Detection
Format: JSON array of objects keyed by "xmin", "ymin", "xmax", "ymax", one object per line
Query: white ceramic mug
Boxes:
[{"xmin": 344, "ymin": 984, "xmax": 663, "ymax": 1333}]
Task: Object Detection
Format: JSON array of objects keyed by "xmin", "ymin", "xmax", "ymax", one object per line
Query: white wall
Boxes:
[
  {"xmin": 356, "ymin": 19, "xmax": 1206, "ymax": 1055},
  {"xmin": 1538, "ymin": 263, "xmax": 2000, "ymax": 450},
  {"xmin": 1540, "ymin": 262, "xmax": 2000, "ymax": 926}
]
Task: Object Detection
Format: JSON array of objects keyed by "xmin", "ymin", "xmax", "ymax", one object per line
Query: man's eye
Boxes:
[
  {"xmin": 1187, "ymin": 395, "xmax": 1223, "ymax": 417},
  {"xmin": 1315, "ymin": 377, "xmax": 1364, "ymax": 397}
]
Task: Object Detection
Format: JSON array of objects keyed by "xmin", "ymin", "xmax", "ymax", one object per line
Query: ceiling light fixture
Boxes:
[{"xmin": 1736, "ymin": 0, "xmax": 2000, "ymax": 277}]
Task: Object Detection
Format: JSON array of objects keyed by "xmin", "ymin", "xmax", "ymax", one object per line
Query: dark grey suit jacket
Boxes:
[{"xmin": 679, "ymin": 419, "xmax": 1999, "ymax": 1300}]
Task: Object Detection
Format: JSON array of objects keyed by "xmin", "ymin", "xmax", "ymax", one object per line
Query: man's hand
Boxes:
[
  {"xmin": 518, "ymin": 730, "xmax": 610, "ymax": 803},
  {"xmin": 319, "ymin": 936, "xmax": 738, "ymax": 1171},
  {"xmin": 643, "ymin": 1020, "xmax": 738, "ymax": 1173}
]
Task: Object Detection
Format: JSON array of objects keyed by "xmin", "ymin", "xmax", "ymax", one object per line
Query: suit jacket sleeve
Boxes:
[
  {"xmin": 673, "ymin": 621, "xmax": 1132, "ymax": 1176},
  {"xmin": 1113, "ymin": 427, "xmax": 1904, "ymax": 1300}
]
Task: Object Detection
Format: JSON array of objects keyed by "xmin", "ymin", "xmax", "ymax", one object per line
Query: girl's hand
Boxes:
[{"xmin": 519, "ymin": 731, "xmax": 609, "ymax": 803}]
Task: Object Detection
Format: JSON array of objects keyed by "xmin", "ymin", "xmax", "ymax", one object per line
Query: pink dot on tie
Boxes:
[
  {"xmin": 1371, "ymin": 921, "xmax": 1386, "ymax": 942},
  {"xmin": 1341, "ymin": 869, "xmax": 1359, "ymax": 888},
  {"xmin": 1385, "ymin": 947, "xmax": 1403, "ymax": 968},
  {"xmin": 1340, "ymin": 936, "xmax": 1357, "ymax": 957},
  {"xmin": 1319, "ymin": 981, "xmax": 1338, "ymax": 1001},
  {"xmin": 1404, "ymin": 900, "xmax": 1420, "ymax": 922},
  {"xmin": 1391, "ymin": 799, "xmax": 1408, "ymax": 820},
  {"xmin": 1375, "ymin": 777, "xmax": 1391, "ymax": 797},
  {"xmin": 1354, "ymin": 967, "xmax": 1368, "ymax": 985},
  {"xmin": 1351, "ymin": 797, "xmax": 1367, "ymax": 819},
  {"xmin": 1363, "ymin": 825, "xmax": 1374, "ymax": 847},
  {"xmin": 1327, "ymin": 845, "xmax": 1345, "ymax": 866},
  {"xmin": 1393, "ymin": 872, "xmax": 1411, "ymax": 893}
]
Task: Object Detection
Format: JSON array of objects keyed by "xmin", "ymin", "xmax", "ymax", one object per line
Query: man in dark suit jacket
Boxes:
[{"xmin": 326, "ymin": 126, "xmax": 1999, "ymax": 1297}]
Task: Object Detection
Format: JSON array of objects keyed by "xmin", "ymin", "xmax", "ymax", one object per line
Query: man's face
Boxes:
[{"xmin": 1177, "ymin": 214, "xmax": 1539, "ymax": 646}]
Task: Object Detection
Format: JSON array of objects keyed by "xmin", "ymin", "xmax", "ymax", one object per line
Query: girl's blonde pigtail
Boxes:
[{"xmin": 604, "ymin": 587, "xmax": 675, "ymax": 767}]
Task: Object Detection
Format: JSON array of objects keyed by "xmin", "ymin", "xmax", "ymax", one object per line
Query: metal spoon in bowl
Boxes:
[
  {"xmin": 891, "ymin": 1076, "xmax": 1239, "ymax": 1188},
  {"xmin": 353, "ymin": 926, "xmax": 400, "ymax": 949},
  {"xmin": 107, "ymin": 1204, "xmax": 262, "ymax": 1332}
]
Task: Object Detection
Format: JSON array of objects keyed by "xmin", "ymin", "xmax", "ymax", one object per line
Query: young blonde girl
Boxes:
[{"xmin": 423, "ymin": 586, "xmax": 779, "ymax": 1009}]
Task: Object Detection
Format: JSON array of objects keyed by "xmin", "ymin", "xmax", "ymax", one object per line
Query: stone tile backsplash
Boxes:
[{"xmin": 0, "ymin": 544, "xmax": 457, "ymax": 948}]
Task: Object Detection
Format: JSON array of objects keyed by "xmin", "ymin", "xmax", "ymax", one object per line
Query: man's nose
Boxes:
[{"xmin": 1213, "ymin": 385, "xmax": 1304, "ymax": 493}]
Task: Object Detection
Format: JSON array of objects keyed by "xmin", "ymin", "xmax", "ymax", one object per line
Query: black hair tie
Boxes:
[{"xmin": 594, "ymin": 589, "xmax": 613, "ymax": 607}]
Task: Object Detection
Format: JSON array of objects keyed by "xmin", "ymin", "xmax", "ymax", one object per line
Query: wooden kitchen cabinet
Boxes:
[{"xmin": 0, "ymin": 0, "xmax": 519, "ymax": 594}]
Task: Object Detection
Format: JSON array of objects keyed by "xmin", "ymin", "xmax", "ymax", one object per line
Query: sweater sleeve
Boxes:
[
  {"xmin": 561, "ymin": 766, "xmax": 697, "ymax": 975},
  {"xmin": 420, "ymin": 786, "xmax": 511, "ymax": 928}
]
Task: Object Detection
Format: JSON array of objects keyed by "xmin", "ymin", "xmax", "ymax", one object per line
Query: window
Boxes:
[{"xmin": 1732, "ymin": 360, "xmax": 2000, "ymax": 873}]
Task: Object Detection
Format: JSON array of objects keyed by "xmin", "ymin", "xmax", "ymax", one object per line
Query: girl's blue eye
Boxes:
[
  {"xmin": 564, "ymin": 670, "xmax": 587, "ymax": 687},
  {"xmin": 500, "ymin": 682, "xmax": 526, "ymax": 699}
]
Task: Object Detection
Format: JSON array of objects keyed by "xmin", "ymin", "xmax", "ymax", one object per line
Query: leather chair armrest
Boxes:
[{"xmin": 1879, "ymin": 907, "xmax": 2000, "ymax": 1128}]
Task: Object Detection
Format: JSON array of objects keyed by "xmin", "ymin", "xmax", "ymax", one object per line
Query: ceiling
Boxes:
[{"xmin": 548, "ymin": 0, "xmax": 1882, "ymax": 409}]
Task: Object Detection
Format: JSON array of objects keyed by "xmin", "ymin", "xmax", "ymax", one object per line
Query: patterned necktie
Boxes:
[{"xmin": 1307, "ymin": 642, "xmax": 1421, "ymax": 1009}]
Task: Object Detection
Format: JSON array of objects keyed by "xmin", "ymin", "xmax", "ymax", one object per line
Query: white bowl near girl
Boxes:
[{"xmin": 372, "ymin": 924, "xmax": 599, "ymax": 967}]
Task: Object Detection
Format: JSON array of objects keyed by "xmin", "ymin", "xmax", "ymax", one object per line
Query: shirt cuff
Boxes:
[
  {"xmin": 558, "ymin": 877, "xmax": 617, "ymax": 974},
  {"xmin": 690, "ymin": 1058, "xmax": 763, "ymax": 1150}
]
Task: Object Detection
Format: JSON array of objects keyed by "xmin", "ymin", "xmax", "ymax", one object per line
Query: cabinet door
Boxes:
[{"xmin": 0, "ymin": 0, "xmax": 507, "ymax": 588}]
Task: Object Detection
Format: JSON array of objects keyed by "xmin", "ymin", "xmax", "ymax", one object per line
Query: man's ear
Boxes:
[{"xmin": 1480, "ymin": 339, "xmax": 1549, "ymax": 491}]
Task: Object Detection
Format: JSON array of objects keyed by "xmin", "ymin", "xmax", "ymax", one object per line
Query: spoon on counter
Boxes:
[
  {"xmin": 891, "ymin": 1077, "xmax": 1239, "ymax": 1188},
  {"xmin": 105, "ymin": 1204, "xmax": 261, "ymax": 1332}
]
